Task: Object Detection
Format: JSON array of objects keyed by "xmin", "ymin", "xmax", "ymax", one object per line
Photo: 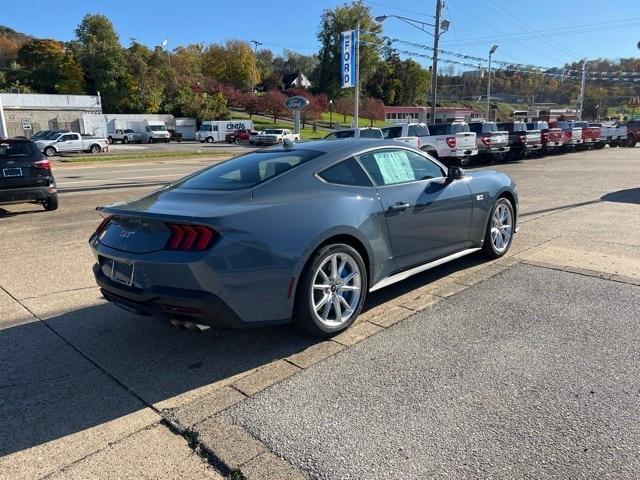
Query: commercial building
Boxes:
[
  {"xmin": 0, "ymin": 93, "xmax": 104, "ymax": 138},
  {"xmin": 383, "ymin": 106, "xmax": 482, "ymax": 123}
]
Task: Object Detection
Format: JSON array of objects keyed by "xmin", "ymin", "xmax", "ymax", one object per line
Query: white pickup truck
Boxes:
[
  {"xmin": 254, "ymin": 129, "xmax": 300, "ymax": 146},
  {"xmin": 591, "ymin": 122, "xmax": 627, "ymax": 147},
  {"xmin": 35, "ymin": 132, "xmax": 109, "ymax": 157},
  {"xmin": 383, "ymin": 122, "xmax": 477, "ymax": 165}
]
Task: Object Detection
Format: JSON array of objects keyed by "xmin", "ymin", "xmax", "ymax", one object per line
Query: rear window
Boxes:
[
  {"xmin": 175, "ymin": 149, "xmax": 323, "ymax": 191},
  {"xmin": 407, "ymin": 125, "xmax": 429, "ymax": 137},
  {"xmin": 497, "ymin": 123, "xmax": 512, "ymax": 132},
  {"xmin": 324, "ymin": 130, "xmax": 355, "ymax": 140},
  {"xmin": 450, "ymin": 123, "xmax": 470, "ymax": 134},
  {"xmin": 319, "ymin": 158, "xmax": 373, "ymax": 187},
  {"xmin": 382, "ymin": 126, "xmax": 403, "ymax": 139},
  {"xmin": 513, "ymin": 123, "xmax": 527, "ymax": 132},
  {"xmin": 574, "ymin": 122, "xmax": 589, "ymax": 128},
  {"xmin": 359, "ymin": 129, "xmax": 383, "ymax": 139},
  {"xmin": 0, "ymin": 141, "xmax": 39, "ymax": 159},
  {"xmin": 428, "ymin": 124, "xmax": 449, "ymax": 135},
  {"xmin": 482, "ymin": 123, "xmax": 498, "ymax": 133}
]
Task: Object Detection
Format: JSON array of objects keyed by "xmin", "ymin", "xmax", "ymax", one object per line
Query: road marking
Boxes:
[{"xmin": 58, "ymin": 173, "xmax": 187, "ymax": 186}]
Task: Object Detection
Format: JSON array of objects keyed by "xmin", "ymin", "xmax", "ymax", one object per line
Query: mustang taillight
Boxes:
[
  {"xmin": 165, "ymin": 224, "xmax": 217, "ymax": 251},
  {"xmin": 480, "ymin": 134, "xmax": 491, "ymax": 146},
  {"xmin": 32, "ymin": 159, "xmax": 51, "ymax": 170},
  {"xmin": 94, "ymin": 216, "xmax": 112, "ymax": 237},
  {"xmin": 446, "ymin": 136, "xmax": 456, "ymax": 148}
]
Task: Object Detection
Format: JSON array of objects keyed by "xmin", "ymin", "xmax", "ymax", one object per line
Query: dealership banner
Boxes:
[{"xmin": 340, "ymin": 30, "xmax": 356, "ymax": 89}]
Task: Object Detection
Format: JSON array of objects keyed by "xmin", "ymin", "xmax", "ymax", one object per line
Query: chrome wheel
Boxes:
[
  {"xmin": 490, "ymin": 201, "xmax": 513, "ymax": 253},
  {"xmin": 311, "ymin": 252, "xmax": 362, "ymax": 328}
]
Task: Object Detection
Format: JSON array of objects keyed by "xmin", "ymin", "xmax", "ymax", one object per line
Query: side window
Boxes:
[
  {"xmin": 318, "ymin": 158, "xmax": 373, "ymax": 187},
  {"xmin": 358, "ymin": 149, "xmax": 443, "ymax": 186},
  {"xmin": 383, "ymin": 126, "xmax": 403, "ymax": 139},
  {"xmin": 213, "ymin": 125, "xmax": 219, "ymax": 132},
  {"xmin": 359, "ymin": 129, "xmax": 382, "ymax": 139},
  {"xmin": 408, "ymin": 125, "xmax": 429, "ymax": 137},
  {"xmin": 324, "ymin": 132, "xmax": 338, "ymax": 140}
]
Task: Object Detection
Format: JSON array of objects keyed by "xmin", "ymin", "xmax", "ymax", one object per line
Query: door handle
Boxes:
[{"xmin": 388, "ymin": 202, "xmax": 411, "ymax": 212}]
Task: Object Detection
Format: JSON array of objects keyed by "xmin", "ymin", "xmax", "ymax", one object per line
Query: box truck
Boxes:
[{"xmin": 195, "ymin": 120, "xmax": 254, "ymax": 143}]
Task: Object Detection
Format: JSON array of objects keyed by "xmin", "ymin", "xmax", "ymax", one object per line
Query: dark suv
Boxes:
[{"xmin": 0, "ymin": 139, "xmax": 58, "ymax": 211}]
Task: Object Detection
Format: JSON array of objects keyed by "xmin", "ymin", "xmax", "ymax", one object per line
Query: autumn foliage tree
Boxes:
[
  {"xmin": 334, "ymin": 96, "xmax": 354, "ymax": 123},
  {"xmin": 261, "ymin": 90, "xmax": 287, "ymax": 123},
  {"xmin": 362, "ymin": 97, "xmax": 385, "ymax": 126}
]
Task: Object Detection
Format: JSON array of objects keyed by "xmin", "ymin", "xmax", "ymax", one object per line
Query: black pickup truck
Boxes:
[{"xmin": 497, "ymin": 121, "xmax": 542, "ymax": 159}]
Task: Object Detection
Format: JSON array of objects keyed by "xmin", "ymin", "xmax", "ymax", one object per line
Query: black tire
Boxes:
[
  {"xmin": 235, "ymin": 138, "xmax": 240, "ymax": 144},
  {"xmin": 206, "ymin": 137, "xmax": 214, "ymax": 144},
  {"xmin": 123, "ymin": 136, "xmax": 129, "ymax": 144},
  {"xmin": 294, "ymin": 243, "xmax": 368, "ymax": 338},
  {"xmin": 43, "ymin": 195, "xmax": 58, "ymax": 211},
  {"xmin": 482, "ymin": 197, "xmax": 515, "ymax": 259},
  {"xmin": 90, "ymin": 144, "xmax": 101, "ymax": 154},
  {"xmin": 626, "ymin": 135, "xmax": 637, "ymax": 148},
  {"xmin": 459, "ymin": 156, "xmax": 471, "ymax": 167},
  {"xmin": 108, "ymin": 136, "xmax": 113, "ymax": 144},
  {"xmin": 148, "ymin": 137, "xmax": 154, "ymax": 144},
  {"xmin": 44, "ymin": 146, "xmax": 56, "ymax": 157}
]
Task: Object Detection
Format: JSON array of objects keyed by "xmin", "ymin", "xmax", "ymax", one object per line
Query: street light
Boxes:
[
  {"xmin": 250, "ymin": 40, "xmax": 263, "ymax": 93},
  {"xmin": 376, "ymin": 2, "xmax": 449, "ymax": 123},
  {"xmin": 487, "ymin": 44, "xmax": 498, "ymax": 121}
]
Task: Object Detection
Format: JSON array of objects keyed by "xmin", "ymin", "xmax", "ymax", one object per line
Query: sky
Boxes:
[{"xmin": 2, "ymin": 0, "xmax": 640, "ymax": 71}]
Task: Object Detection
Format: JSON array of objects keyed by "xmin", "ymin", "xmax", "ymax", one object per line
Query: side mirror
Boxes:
[{"xmin": 447, "ymin": 166, "xmax": 464, "ymax": 180}]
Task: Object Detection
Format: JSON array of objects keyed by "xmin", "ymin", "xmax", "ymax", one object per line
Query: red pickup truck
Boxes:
[
  {"xmin": 225, "ymin": 129, "xmax": 252, "ymax": 144},
  {"xmin": 527, "ymin": 121, "xmax": 563, "ymax": 153},
  {"xmin": 573, "ymin": 121, "xmax": 601, "ymax": 149}
]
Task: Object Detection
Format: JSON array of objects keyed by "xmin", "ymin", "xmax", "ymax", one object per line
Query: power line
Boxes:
[
  {"xmin": 363, "ymin": 0, "xmax": 434, "ymax": 20},
  {"xmin": 476, "ymin": 0, "xmax": 582, "ymax": 60}
]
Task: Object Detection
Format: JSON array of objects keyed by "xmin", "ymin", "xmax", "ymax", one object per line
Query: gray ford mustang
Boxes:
[{"xmin": 89, "ymin": 139, "xmax": 518, "ymax": 336}]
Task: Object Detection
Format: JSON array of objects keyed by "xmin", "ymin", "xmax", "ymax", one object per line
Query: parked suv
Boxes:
[
  {"xmin": 497, "ymin": 122, "xmax": 542, "ymax": 159},
  {"xmin": 0, "ymin": 139, "xmax": 58, "ymax": 211},
  {"xmin": 468, "ymin": 121, "xmax": 509, "ymax": 162}
]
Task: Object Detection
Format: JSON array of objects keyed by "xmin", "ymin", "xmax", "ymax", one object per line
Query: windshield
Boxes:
[
  {"xmin": 408, "ymin": 125, "xmax": 430, "ymax": 137},
  {"xmin": 264, "ymin": 129, "xmax": 284, "ymax": 135},
  {"xmin": 124, "ymin": 129, "xmax": 136, "ymax": 133},
  {"xmin": 174, "ymin": 149, "xmax": 323, "ymax": 191},
  {"xmin": 44, "ymin": 131, "xmax": 63, "ymax": 139},
  {"xmin": 0, "ymin": 141, "xmax": 39, "ymax": 159},
  {"xmin": 148, "ymin": 125, "xmax": 167, "ymax": 131}
]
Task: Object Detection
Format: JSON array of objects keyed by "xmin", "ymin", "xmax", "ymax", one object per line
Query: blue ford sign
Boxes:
[
  {"xmin": 284, "ymin": 96, "xmax": 310, "ymax": 110},
  {"xmin": 340, "ymin": 30, "xmax": 356, "ymax": 89}
]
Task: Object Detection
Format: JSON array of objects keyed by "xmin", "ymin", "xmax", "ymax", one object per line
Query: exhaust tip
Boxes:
[{"xmin": 170, "ymin": 318, "xmax": 210, "ymax": 332}]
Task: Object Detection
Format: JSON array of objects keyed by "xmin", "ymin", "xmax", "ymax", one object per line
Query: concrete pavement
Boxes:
[{"xmin": 1, "ymin": 146, "xmax": 639, "ymax": 478}]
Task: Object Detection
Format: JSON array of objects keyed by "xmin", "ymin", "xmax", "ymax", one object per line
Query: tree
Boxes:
[
  {"xmin": 16, "ymin": 39, "xmax": 85, "ymax": 94},
  {"xmin": 335, "ymin": 96, "xmax": 354, "ymax": 123},
  {"xmin": 241, "ymin": 93, "xmax": 261, "ymax": 118},
  {"xmin": 361, "ymin": 97, "xmax": 385, "ymax": 126},
  {"xmin": 316, "ymin": 1, "xmax": 381, "ymax": 98},
  {"xmin": 72, "ymin": 14, "xmax": 127, "ymax": 111},
  {"xmin": 197, "ymin": 92, "xmax": 228, "ymax": 121},
  {"xmin": 261, "ymin": 90, "xmax": 287, "ymax": 122},
  {"xmin": 202, "ymin": 40, "xmax": 258, "ymax": 90}
]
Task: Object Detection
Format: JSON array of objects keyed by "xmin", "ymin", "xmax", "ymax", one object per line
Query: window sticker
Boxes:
[{"xmin": 373, "ymin": 150, "xmax": 415, "ymax": 184}]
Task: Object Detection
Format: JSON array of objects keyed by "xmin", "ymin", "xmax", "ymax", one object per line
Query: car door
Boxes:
[
  {"xmin": 357, "ymin": 147, "xmax": 473, "ymax": 270},
  {"xmin": 56, "ymin": 134, "xmax": 75, "ymax": 152}
]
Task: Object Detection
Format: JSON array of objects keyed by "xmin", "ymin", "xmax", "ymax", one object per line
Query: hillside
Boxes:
[{"xmin": 0, "ymin": 25, "xmax": 32, "ymax": 66}]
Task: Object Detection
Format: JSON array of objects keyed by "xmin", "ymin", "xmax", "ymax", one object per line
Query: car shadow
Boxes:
[
  {"xmin": 0, "ymin": 206, "xmax": 46, "ymax": 218},
  {"xmin": 1, "ymin": 252, "xmax": 491, "ymax": 458},
  {"xmin": 601, "ymin": 187, "xmax": 640, "ymax": 205}
]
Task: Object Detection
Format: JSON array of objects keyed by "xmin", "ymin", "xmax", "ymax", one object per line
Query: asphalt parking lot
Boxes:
[{"xmin": 1, "ymin": 146, "xmax": 639, "ymax": 479}]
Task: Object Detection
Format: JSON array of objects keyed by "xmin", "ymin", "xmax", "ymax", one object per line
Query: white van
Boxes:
[
  {"xmin": 196, "ymin": 120, "xmax": 254, "ymax": 143},
  {"xmin": 140, "ymin": 121, "xmax": 170, "ymax": 143}
]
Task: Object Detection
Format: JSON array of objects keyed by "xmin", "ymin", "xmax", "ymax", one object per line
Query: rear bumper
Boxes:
[
  {"xmin": 0, "ymin": 185, "xmax": 56, "ymax": 205},
  {"xmin": 479, "ymin": 145, "xmax": 510, "ymax": 154},
  {"xmin": 94, "ymin": 265, "xmax": 287, "ymax": 329},
  {"xmin": 448, "ymin": 148, "xmax": 478, "ymax": 157}
]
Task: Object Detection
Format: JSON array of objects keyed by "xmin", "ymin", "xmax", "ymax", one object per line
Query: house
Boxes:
[{"xmin": 281, "ymin": 73, "xmax": 312, "ymax": 90}]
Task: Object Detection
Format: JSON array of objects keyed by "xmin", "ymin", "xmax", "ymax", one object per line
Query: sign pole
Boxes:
[{"xmin": 354, "ymin": 22, "xmax": 360, "ymax": 128}]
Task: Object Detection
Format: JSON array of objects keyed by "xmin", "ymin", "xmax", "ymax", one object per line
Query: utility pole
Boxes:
[
  {"xmin": 354, "ymin": 22, "xmax": 360, "ymax": 128},
  {"xmin": 486, "ymin": 45, "xmax": 498, "ymax": 121},
  {"xmin": 430, "ymin": 0, "xmax": 442, "ymax": 123},
  {"xmin": 250, "ymin": 40, "xmax": 262, "ymax": 93},
  {"xmin": 578, "ymin": 59, "xmax": 587, "ymax": 121}
]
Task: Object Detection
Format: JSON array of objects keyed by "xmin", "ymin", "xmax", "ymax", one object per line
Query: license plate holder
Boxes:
[
  {"xmin": 111, "ymin": 259, "xmax": 135, "ymax": 286},
  {"xmin": 3, "ymin": 168, "xmax": 23, "ymax": 177}
]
